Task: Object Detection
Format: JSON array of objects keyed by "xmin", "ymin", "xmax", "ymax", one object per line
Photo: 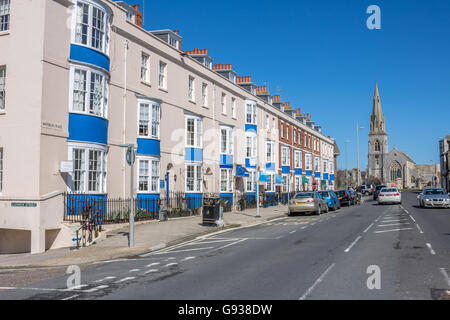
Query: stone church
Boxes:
[{"xmin": 366, "ymin": 83, "xmax": 437, "ymax": 188}]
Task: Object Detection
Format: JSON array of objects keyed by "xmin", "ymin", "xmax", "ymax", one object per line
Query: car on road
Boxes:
[
  {"xmin": 318, "ymin": 190, "xmax": 341, "ymax": 211},
  {"xmin": 288, "ymin": 192, "xmax": 329, "ymax": 216},
  {"xmin": 377, "ymin": 187, "xmax": 402, "ymax": 205},
  {"xmin": 373, "ymin": 185, "xmax": 387, "ymax": 200},
  {"xmin": 336, "ymin": 190, "xmax": 353, "ymax": 206},
  {"xmin": 358, "ymin": 184, "xmax": 374, "ymax": 195},
  {"xmin": 417, "ymin": 187, "xmax": 450, "ymax": 208}
]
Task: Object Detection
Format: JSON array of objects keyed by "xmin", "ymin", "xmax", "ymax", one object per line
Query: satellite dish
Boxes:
[
  {"xmin": 205, "ymin": 167, "xmax": 212, "ymax": 175},
  {"xmin": 166, "ymin": 163, "xmax": 173, "ymax": 171}
]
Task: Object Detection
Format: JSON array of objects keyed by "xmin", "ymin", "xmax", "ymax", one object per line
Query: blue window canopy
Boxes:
[
  {"xmin": 275, "ymin": 174, "xmax": 284, "ymax": 185},
  {"xmin": 236, "ymin": 165, "xmax": 250, "ymax": 177},
  {"xmin": 259, "ymin": 172, "xmax": 270, "ymax": 183}
]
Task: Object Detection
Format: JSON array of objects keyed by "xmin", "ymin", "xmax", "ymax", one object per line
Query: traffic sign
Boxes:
[{"xmin": 126, "ymin": 146, "xmax": 136, "ymax": 166}]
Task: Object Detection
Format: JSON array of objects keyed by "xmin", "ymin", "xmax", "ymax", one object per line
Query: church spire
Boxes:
[{"xmin": 370, "ymin": 81, "xmax": 386, "ymax": 135}]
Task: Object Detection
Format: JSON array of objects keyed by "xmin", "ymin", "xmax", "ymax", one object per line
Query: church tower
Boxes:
[{"xmin": 367, "ymin": 82, "xmax": 388, "ymax": 182}]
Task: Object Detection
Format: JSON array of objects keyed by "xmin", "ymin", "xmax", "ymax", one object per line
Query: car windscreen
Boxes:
[
  {"xmin": 376, "ymin": 185, "xmax": 386, "ymax": 190},
  {"xmin": 319, "ymin": 192, "xmax": 330, "ymax": 197},
  {"xmin": 295, "ymin": 193, "xmax": 313, "ymax": 198},
  {"xmin": 381, "ymin": 188, "xmax": 397, "ymax": 193},
  {"xmin": 424, "ymin": 189, "xmax": 445, "ymax": 195},
  {"xmin": 336, "ymin": 191, "xmax": 347, "ymax": 196}
]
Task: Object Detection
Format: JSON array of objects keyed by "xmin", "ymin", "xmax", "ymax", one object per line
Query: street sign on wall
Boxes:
[{"xmin": 126, "ymin": 147, "xmax": 136, "ymax": 166}]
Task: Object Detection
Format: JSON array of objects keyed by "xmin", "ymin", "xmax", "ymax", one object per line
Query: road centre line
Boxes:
[
  {"xmin": 299, "ymin": 263, "xmax": 336, "ymax": 300},
  {"xmin": 439, "ymin": 268, "xmax": 450, "ymax": 288},
  {"xmin": 426, "ymin": 243, "xmax": 436, "ymax": 255},
  {"xmin": 374, "ymin": 228, "xmax": 413, "ymax": 233},
  {"xmin": 344, "ymin": 236, "xmax": 362, "ymax": 253}
]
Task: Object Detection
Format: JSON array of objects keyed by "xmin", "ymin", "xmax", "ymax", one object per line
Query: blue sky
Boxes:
[{"xmin": 120, "ymin": 0, "xmax": 450, "ymax": 170}]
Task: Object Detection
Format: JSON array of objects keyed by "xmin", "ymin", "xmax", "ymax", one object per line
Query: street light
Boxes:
[
  {"xmin": 120, "ymin": 143, "xmax": 136, "ymax": 248},
  {"xmin": 356, "ymin": 122, "xmax": 365, "ymax": 186},
  {"xmin": 345, "ymin": 140, "xmax": 350, "ymax": 188}
]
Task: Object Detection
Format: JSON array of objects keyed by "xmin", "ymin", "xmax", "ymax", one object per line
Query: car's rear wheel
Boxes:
[{"xmin": 316, "ymin": 206, "xmax": 321, "ymax": 215}]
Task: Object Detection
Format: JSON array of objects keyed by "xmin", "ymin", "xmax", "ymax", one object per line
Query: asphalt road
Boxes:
[{"xmin": 1, "ymin": 191, "xmax": 449, "ymax": 300}]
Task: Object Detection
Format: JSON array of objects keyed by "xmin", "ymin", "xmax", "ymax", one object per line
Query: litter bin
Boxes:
[
  {"xmin": 202, "ymin": 197, "xmax": 222, "ymax": 226},
  {"xmin": 159, "ymin": 209, "xmax": 168, "ymax": 221}
]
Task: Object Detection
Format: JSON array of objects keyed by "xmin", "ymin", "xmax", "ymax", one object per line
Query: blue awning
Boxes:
[
  {"xmin": 275, "ymin": 174, "xmax": 284, "ymax": 185},
  {"xmin": 236, "ymin": 165, "xmax": 250, "ymax": 177},
  {"xmin": 259, "ymin": 172, "xmax": 270, "ymax": 182}
]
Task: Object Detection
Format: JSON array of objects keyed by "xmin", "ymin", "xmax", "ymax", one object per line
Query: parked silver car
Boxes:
[
  {"xmin": 417, "ymin": 188, "xmax": 450, "ymax": 208},
  {"xmin": 288, "ymin": 192, "xmax": 329, "ymax": 215}
]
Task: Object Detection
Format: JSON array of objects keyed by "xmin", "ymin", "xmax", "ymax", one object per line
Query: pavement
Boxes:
[
  {"xmin": 1, "ymin": 191, "xmax": 449, "ymax": 300},
  {"xmin": 0, "ymin": 204, "xmax": 288, "ymax": 269}
]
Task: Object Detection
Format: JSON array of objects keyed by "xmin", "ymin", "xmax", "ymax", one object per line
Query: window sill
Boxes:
[
  {"xmin": 0, "ymin": 31, "xmax": 10, "ymax": 37},
  {"xmin": 202, "ymin": 105, "xmax": 209, "ymax": 109},
  {"xmin": 0, "ymin": 110, "xmax": 6, "ymax": 115},
  {"xmin": 158, "ymin": 87, "xmax": 168, "ymax": 93},
  {"xmin": 188, "ymin": 99, "xmax": 196, "ymax": 105},
  {"xmin": 137, "ymin": 136, "xmax": 160, "ymax": 141},
  {"xmin": 141, "ymin": 80, "xmax": 151, "ymax": 87}
]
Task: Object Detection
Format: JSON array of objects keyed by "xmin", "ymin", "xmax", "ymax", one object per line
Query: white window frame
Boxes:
[
  {"xmin": 221, "ymin": 93, "xmax": 226, "ymax": 114},
  {"xmin": 246, "ymin": 134, "xmax": 257, "ymax": 158},
  {"xmin": 295, "ymin": 176, "xmax": 303, "ymax": 192},
  {"xmin": 141, "ymin": 52, "xmax": 150, "ymax": 83},
  {"xmin": 281, "ymin": 146, "xmax": 290, "ymax": 166},
  {"xmin": 282, "ymin": 174, "xmax": 289, "ymax": 192},
  {"xmin": 72, "ymin": 0, "xmax": 110, "ymax": 55},
  {"xmin": 220, "ymin": 126, "xmax": 233, "ymax": 155},
  {"xmin": 185, "ymin": 115, "xmax": 203, "ymax": 148},
  {"xmin": 220, "ymin": 168, "xmax": 233, "ymax": 193},
  {"xmin": 245, "ymin": 101, "xmax": 257, "ymax": 124},
  {"xmin": 137, "ymin": 99, "xmax": 160, "ymax": 140},
  {"xmin": 201, "ymin": 83, "xmax": 208, "ymax": 107},
  {"xmin": 68, "ymin": 142, "xmax": 107, "ymax": 194},
  {"xmin": 0, "ymin": 0, "xmax": 10, "ymax": 32},
  {"xmin": 137, "ymin": 156, "xmax": 160, "ymax": 193},
  {"xmin": 231, "ymin": 98, "xmax": 236, "ymax": 118},
  {"xmin": 294, "ymin": 150, "xmax": 302, "ymax": 168},
  {"xmin": 266, "ymin": 141, "xmax": 275, "ymax": 163},
  {"xmin": 286, "ymin": 124, "xmax": 289, "ymax": 140},
  {"xmin": 305, "ymin": 153, "xmax": 312, "ymax": 171},
  {"xmin": 314, "ymin": 156, "xmax": 320, "ymax": 172},
  {"xmin": 245, "ymin": 170, "xmax": 256, "ymax": 192},
  {"xmin": 0, "ymin": 147, "xmax": 3, "ymax": 193},
  {"xmin": 280, "ymin": 121, "xmax": 284, "ymax": 138},
  {"xmin": 323, "ymin": 160, "xmax": 327, "ymax": 173},
  {"xmin": 159, "ymin": 61, "xmax": 167, "ymax": 89},
  {"xmin": 185, "ymin": 163, "xmax": 202, "ymax": 193},
  {"xmin": 69, "ymin": 64, "xmax": 109, "ymax": 118},
  {"xmin": 188, "ymin": 76, "xmax": 195, "ymax": 102},
  {"xmin": 0, "ymin": 66, "xmax": 5, "ymax": 111},
  {"xmin": 265, "ymin": 173, "xmax": 275, "ymax": 192}
]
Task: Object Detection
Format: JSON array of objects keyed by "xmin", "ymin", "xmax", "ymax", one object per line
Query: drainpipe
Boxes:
[{"xmin": 123, "ymin": 40, "xmax": 129, "ymax": 198}]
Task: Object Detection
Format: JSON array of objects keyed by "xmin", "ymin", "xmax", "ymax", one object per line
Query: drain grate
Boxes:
[{"xmin": 430, "ymin": 289, "xmax": 450, "ymax": 300}]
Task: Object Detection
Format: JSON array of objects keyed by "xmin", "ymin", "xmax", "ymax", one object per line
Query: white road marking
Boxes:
[
  {"xmin": 189, "ymin": 239, "xmax": 239, "ymax": 245},
  {"xmin": 146, "ymin": 262, "xmax": 160, "ymax": 268},
  {"xmin": 64, "ymin": 284, "xmax": 88, "ymax": 291},
  {"xmin": 115, "ymin": 277, "xmax": 135, "ymax": 284},
  {"xmin": 144, "ymin": 269, "xmax": 159, "ymax": 274},
  {"xmin": 290, "ymin": 230, "xmax": 297, "ymax": 234},
  {"xmin": 129, "ymin": 269, "xmax": 140, "ymax": 273},
  {"xmin": 344, "ymin": 236, "xmax": 362, "ymax": 253},
  {"xmin": 381, "ymin": 219, "xmax": 409, "ymax": 223},
  {"xmin": 415, "ymin": 224, "xmax": 424, "ymax": 234},
  {"xmin": 301, "ymin": 226, "xmax": 307, "ymax": 229},
  {"xmin": 363, "ymin": 223, "xmax": 374, "ymax": 233},
  {"xmin": 409, "ymin": 215, "xmax": 416, "ymax": 223},
  {"xmin": 377, "ymin": 223, "xmax": 410, "ymax": 227},
  {"xmin": 182, "ymin": 256, "xmax": 196, "ymax": 261},
  {"xmin": 83, "ymin": 285, "xmax": 108, "ymax": 293},
  {"xmin": 374, "ymin": 228, "xmax": 413, "ymax": 233},
  {"xmin": 164, "ymin": 257, "xmax": 176, "ymax": 261},
  {"xmin": 426, "ymin": 243, "xmax": 436, "ymax": 255},
  {"xmin": 299, "ymin": 263, "xmax": 336, "ymax": 300},
  {"xmin": 155, "ymin": 247, "xmax": 214, "ymax": 254},
  {"xmin": 439, "ymin": 268, "xmax": 450, "ymax": 288},
  {"xmin": 93, "ymin": 276, "xmax": 116, "ymax": 283},
  {"xmin": 164, "ymin": 263, "xmax": 178, "ymax": 267},
  {"xmin": 61, "ymin": 294, "xmax": 79, "ymax": 300},
  {"xmin": 211, "ymin": 238, "xmax": 247, "ymax": 252}
]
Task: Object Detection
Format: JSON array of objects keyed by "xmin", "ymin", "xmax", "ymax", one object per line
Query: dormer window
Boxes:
[{"xmin": 169, "ymin": 36, "xmax": 178, "ymax": 49}]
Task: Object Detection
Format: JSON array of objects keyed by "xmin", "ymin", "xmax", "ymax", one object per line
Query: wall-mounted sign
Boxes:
[
  {"xmin": 60, "ymin": 161, "xmax": 73, "ymax": 173},
  {"xmin": 42, "ymin": 121, "xmax": 63, "ymax": 131},
  {"xmin": 11, "ymin": 202, "xmax": 37, "ymax": 207}
]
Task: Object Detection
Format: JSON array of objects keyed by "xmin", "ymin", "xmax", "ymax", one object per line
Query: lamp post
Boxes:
[
  {"xmin": 356, "ymin": 122, "xmax": 365, "ymax": 186},
  {"xmin": 120, "ymin": 144, "xmax": 135, "ymax": 248},
  {"xmin": 345, "ymin": 140, "xmax": 350, "ymax": 188}
]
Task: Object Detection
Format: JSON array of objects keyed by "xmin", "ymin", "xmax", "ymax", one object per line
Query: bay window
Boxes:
[
  {"xmin": 0, "ymin": 0, "xmax": 9, "ymax": 32},
  {"xmin": 69, "ymin": 143, "xmax": 107, "ymax": 193},
  {"xmin": 138, "ymin": 100, "xmax": 160, "ymax": 139},
  {"xmin": 71, "ymin": 66, "xmax": 108, "ymax": 118},
  {"xmin": 220, "ymin": 126, "xmax": 233, "ymax": 155},
  {"xmin": 185, "ymin": 116, "xmax": 202, "ymax": 148},
  {"xmin": 73, "ymin": 0, "xmax": 109, "ymax": 54},
  {"xmin": 186, "ymin": 164, "xmax": 202, "ymax": 192},
  {"xmin": 138, "ymin": 157, "xmax": 160, "ymax": 192},
  {"xmin": 220, "ymin": 168, "xmax": 233, "ymax": 193}
]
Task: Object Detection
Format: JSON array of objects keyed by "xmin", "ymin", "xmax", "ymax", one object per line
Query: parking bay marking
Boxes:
[{"xmin": 374, "ymin": 228, "xmax": 413, "ymax": 234}]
